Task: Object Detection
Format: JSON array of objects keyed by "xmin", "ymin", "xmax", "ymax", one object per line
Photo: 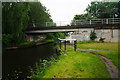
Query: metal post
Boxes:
[
  {"xmin": 113, "ymin": 18, "xmax": 114, "ymax": 24},
  {"xmin": 65, "ymin": 40, "xmax": 66, "ymax": 50},
  {"xmin": 106, "ymin": 19, "xmax": 108, "ymax": 24},
  {"xmin": 60, "ymin": 40, "xmax": 61, "ymax": 49},
  {"xmin": 113, "ymin": 13, "xmax": 114, "ymax": 24},
  {"xmin": 74, "ymin": 40, "xmax": 77, "ymax": 51},
  {"xmin": 90, "ymin": 20, "xmax": 91, "ymax": 25}
]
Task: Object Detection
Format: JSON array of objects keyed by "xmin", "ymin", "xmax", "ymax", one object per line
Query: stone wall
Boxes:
[
  {"xmin": 71, "ymin": 29, "xmax": 119, "ymax": 42},
  {"xmin": 95, "ymin": 29, "xmax": 119, "ymax": 42},
  {"xmin": 71, "ymin": 28, "xmax": 94, "ymax": 41}
]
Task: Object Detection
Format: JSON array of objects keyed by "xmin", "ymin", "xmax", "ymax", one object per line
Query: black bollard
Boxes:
[
  {"xmin": 74, "ymin": 40, "xmax": 77, "ymax": 51},
  {"xmin": 60, "ymin": 40, "xmax": 61, "ymax": 49},
  {"xmin": 65, "ymin": 40, "xmax": 66, "ymax": 50}
]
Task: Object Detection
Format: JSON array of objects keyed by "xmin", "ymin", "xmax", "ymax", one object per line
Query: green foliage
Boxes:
[
  {"xmin": 19, "ymin": 41, "xmax": 36, "ymax": 46},
  {"xmin": 90, "ymin": 31, "xmax": 97, "ymax": 41},
  {"xmin": 2, "ymin": 2, "xmax": 30, "ymax": 45},
  {"xmin": 73, "ymin": 1, "xmax": 120, "ymax": 20},
  {"xmin": 27, "ymin": 2, "xmax": 52, "ymax": 28},
  {"xmin": 73, "ymin": 14, "xmax": 93, "ymax": 20},
  {"xmin": 29, "ymin": 59, "xmax": 48, "ymax": 78},
  {"xmin": 29, "ymin": 56, "xmax": 58, "ymax": 78},
  {"xmin": 46, "ymin": 32, "xmax": 65, "ymax": 41},
  {"xmin": 86, "ymin": 1, "xmax": 120, "ymax": 18},
  {"xmin": 99, "ymin": 37, "xmax": 105, "ymax": 43},
  {"xmin": 2, "ymin": 34, "xmax": 14, "ymax": 47},
  {"xmin": 2, "ymin": 2, "xmax": 53, "ymax": 47}
]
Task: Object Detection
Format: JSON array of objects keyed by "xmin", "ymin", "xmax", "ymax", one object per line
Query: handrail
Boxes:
[{"xmin": 28, "ymin": 18, "xmax": 120, "ymax": 27}]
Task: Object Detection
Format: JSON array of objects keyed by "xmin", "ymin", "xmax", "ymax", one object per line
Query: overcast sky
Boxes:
[{"xmin": 39, "ymin": 0, "xmax": 97, "ymax": 22}]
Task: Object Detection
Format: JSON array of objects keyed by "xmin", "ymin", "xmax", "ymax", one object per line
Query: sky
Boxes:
[{"xmin": 40, "ymin": 0, "xmax": 96, "ymax": 22}]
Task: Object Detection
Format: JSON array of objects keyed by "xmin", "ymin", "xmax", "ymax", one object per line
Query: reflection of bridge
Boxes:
[{"xmin": 25, "ymin": 18, "xmax": 120, "ymax": 34}]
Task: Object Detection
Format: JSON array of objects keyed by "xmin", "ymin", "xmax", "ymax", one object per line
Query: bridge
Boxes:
[{"xmin": 25, "ymin": 18, "xmax": 120, "ymax": 34}]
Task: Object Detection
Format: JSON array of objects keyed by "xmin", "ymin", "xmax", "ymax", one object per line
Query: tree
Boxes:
[
  {"xmin": 72, "ymin": 1, "xmax": 120, "ymax": 24},
  {"xmin": 90, "ymin": 31, "xmax": 97, "ymax": 41},
  {"xmin": 2, "ymin": 2, "xmax": 63, "ymax": 48},
  {"xmin": 2, "ymin": 2, "xmax": 30, "ymax": 43},
  {"xmin": 27, "ymin": 2, "xmax": 53, "ymax": 28},
  {"xmin": 73, "ymin": 14, "xmax": 93, "ymax": 20},
  {"xmin": 85, "ymin": 1, "xmax": 120, "ymax": 18}
]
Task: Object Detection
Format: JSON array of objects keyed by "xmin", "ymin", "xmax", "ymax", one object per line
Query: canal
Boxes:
[{"xmin": 2, "ymin": 42, "xmax": 58, "ymax": 79}]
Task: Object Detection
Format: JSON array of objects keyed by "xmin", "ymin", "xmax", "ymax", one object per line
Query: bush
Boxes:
[
  {"xmin": 2, "ymin": 34, "xmax": 13, "ymax": 47},
  {"xmin": 99, "ymin": 37, "xmax": 105, "ymax": 43},
  {"xmin": 46, "ymin": 32, "xmax": 65, "ymax": 41},
  {"xmin": 90, "ymin": 31, "xmax": 97, "ymax": 41}
]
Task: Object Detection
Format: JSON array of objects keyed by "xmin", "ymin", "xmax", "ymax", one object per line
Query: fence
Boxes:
[{"xmin": 29, "ymin": 18, "xmax": 120, "ymax": 27}]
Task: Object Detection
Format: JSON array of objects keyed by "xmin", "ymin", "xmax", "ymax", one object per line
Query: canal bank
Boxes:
[{"xmin": 6, "ymin": 40, "xmax": 54, "ymax": 50}]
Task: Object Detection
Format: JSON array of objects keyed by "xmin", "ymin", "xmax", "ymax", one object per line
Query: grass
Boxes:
[
  {"xmin": 19, "ymin": 41, "xmax": 36, "ymax": 46},
  {"xmin": 66, "ymin": 35, "xmax": 70, "ymax": 37},
  {"xmin": 41, "ymin": 47, "xmax": 110, "ymax": 78},
  {"xmin": 77, "ymin": 42, "xmax": 118, "ymax": 51},
  {"xmin": 41, "ymin": 39, "xmax": 54, "ymax": 42},
  {"xmin": 69, "ymin": 41, "xmax": 119, "ymax": 70},
  {"xmin": 29, "ymin": 41, "xmax": 118, "ymax": 78},
  {"xmin": 77, "ymin": 41, "xmax": 98, "ymax": 44},
  {"xmin": 93, "ymin": 51, "xmax": 119, "ymax": 70}
]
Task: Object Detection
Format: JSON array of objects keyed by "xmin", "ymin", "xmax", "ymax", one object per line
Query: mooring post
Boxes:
[
  {"xmin": 65, "ymin": 40, "xmax": 66, "ymax": 50},
  {"xmin": 74, "ymin": 40, "xmax": 77, "ymax": 51},
  {"xmin": 60, "ymin": 40, "xmax": 61, "ymax": 49}
]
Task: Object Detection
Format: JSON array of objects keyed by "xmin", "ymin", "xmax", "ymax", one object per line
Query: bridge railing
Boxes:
[
  {"xmin": 73, "ymin": 18, "xmax": 120, "ymax": 26},
  {"xmin": 28, "ymin": 18, "xmax": 120, "ymax": 27}
]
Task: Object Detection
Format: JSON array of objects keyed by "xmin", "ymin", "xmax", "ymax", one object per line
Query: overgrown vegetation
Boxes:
[{"xmin": 28, "ymin": 56, "xmax": 59, "ymax": 78}]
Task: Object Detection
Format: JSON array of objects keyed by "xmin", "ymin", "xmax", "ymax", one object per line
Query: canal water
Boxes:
[{"xmin": 2, "ymin": 43, "xmax": 58, "ymax": 79}]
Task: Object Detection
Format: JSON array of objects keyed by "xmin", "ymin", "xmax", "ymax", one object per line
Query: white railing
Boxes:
[
  {"xmin": 29, "ymin": 18, "xmax": 120, "ymax": 27},
  {"xmin": 73, "ymin": 18, "xmax": 120, "ymax": 26}
]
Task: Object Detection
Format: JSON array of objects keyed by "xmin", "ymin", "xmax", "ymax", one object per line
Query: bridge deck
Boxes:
[{"xmin": 25, "ymin": 24, "xmax": 120, "ymax": 34}]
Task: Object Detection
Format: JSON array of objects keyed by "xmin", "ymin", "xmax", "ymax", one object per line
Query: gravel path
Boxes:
[{"xmin": 67, "ymin": 45, "xmax": 120, "ymax": 79}]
